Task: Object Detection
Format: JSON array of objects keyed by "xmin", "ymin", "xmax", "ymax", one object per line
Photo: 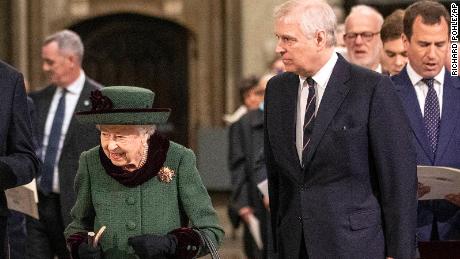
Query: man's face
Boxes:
[
  {"xmin": 404, "ymin": 16, "xmax": 449, "ymax": 78},
  {"xmin": 345, "ymin": 14, "xmax": 382, "ymax": 70},
  {"xmin": 275, "ymin": 16, "xmax": 318, "ymax": 76},
  {"xmin": 41, "ymin": 41, "xmax": 74, "ymax": 87},
  {"xmin": 381, "ymin": 38, "xmax": 408, "ymax": 75}
]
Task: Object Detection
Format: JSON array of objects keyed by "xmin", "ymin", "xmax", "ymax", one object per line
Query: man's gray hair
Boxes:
[
  {"xmin": 274, "ymin": 0, "xmax": 337, "ymax": 47},
  {"xmin": 345, "ymin": 5, "xmax": 384, "ymax": 29},
  {"xmin": 43, "ymin": 30, "xmax": 84, "ymax": 65}
]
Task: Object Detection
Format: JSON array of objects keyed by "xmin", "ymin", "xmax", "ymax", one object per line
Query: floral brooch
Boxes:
[{"xmin": 158, "ymin": 167, "xmax": 175, "ymax": 183}]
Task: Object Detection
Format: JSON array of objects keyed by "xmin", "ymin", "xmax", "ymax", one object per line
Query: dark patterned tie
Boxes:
[
  {"xmin": 422, "ymin": 78, "xmax": 440, "ymax": 155},
  {"xmin": 41, "ymin": 89, "xmax": 67, "ymax": 194},
  {"xmin": 302, "ymin": 77, "xmax": 316, "ymax": 165}
]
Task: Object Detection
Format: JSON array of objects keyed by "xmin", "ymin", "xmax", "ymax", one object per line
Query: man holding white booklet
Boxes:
[{"xmin": 391, "ymin": 1, "xmax": 460, "ymax": 241}]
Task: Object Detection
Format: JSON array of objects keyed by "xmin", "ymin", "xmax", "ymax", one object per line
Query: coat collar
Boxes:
[
  {"xmin": 99, "ymin": 132, "xmax": 170, "ymax": 187},
  {"xmin": 268, "ymin": 72, "xmax": 303, "ymax": 182},
  {"xmin": 63, "ymin": 79, "xmax": 100, "ymax": 147},
  {"xmin": 393, "ymin": 67, "xmax": 434, "ymax": 162},
  {"xmin": 302, "ymin": 54, "xmax": 351, "ymax": 168}
]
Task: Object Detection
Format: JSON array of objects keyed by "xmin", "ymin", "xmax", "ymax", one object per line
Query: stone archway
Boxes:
[{"xmin": 70, "ymin": 13, "xmax": 190, "ymax": 146}]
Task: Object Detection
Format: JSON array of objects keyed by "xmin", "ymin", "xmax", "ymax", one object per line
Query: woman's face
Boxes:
[{"xmin": 99, "ymin": 125, "xmax": 149, "ymax": 171}]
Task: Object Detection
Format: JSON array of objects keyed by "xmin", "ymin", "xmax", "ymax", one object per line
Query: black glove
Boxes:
[
  {"xmin": 128, "ymin": 234, "xmax": 177, "ymax": 258},
  {"xmin": 78, "ymin": 243, "xmax": 102, "ymax": 259}
]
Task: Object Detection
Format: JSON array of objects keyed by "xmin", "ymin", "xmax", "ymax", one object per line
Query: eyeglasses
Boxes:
[{"xmin": 343, "ymin": 32, "xmax": 380, "ymax": 42}]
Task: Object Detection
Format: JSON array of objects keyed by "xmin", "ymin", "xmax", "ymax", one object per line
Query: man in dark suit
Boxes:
[
  {"xmin": 264, "ymin": 1, "xmax": 417, "ymax": 258},
  {"xmin": 0, "ymin": 60, "xmax": 39, "ymax": 258},
  {"xmin": 391, "ymin": 0, "xmax": 460, "ymax": 241},
  {"xmin": 26, "ymin": 30, "xmax": 102, "ymax": 259}
]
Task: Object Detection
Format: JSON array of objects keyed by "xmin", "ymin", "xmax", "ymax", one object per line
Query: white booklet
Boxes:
[
  {"xmin": 6, "ymin": 179, "xmax": 39, "ymax": 219},
  {"xmin": 417, "ymin": 166, "xmax": 460, "ymax": 200},
  {"xmin": 247, "ymin": 214, "xmax": 263, "ymax": 249}
]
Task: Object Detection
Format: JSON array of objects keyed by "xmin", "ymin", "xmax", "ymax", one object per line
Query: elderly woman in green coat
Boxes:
[{"xmin": 64, "ymin": 86, "xmax": 224, "ymax": 259}]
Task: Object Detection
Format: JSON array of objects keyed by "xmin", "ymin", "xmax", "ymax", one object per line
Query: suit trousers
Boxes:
[{"xmin": 26, "ymin": 192, "xmax": 70, "ymax": 259}]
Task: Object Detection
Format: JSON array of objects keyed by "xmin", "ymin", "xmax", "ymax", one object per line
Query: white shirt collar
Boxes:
[
  {"xmin": 61, "ymin": 70, "xmax": 86, "ymax": 95},
  {"xmin": 406, "ymin": 63, "xmax": 445, "ymax": 86},
  {"xmin": 299, "ymin": 52, "xmax": 338, "ymax": 89},
  {"xmin": 375, "ymin": 64, "xmax": 382, "ymax": 73}
]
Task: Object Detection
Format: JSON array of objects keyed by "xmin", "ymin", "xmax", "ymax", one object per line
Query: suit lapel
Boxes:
[
  {"xmin": 435, "ymin": 72, "xmax": 460, "ymax": 162},
  {"xmin": 62, "ymin": 80, "xmax": 94, "ymax": 149},
  {"xmin": 283, "ymin": 74, "xmax": 303, "ymax": 168},
  {"xmin": 394, "ymin": 68, "xmax": 434, "ymax": 163},
  {"xmin": 303, "ymin": 56, "xmax": 350, "ymax": 166}
]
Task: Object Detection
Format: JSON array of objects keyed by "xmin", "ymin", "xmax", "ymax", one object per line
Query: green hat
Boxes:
[{"xmin": 76, "ymin": 86, "xmax": 170, "ymax": 125}]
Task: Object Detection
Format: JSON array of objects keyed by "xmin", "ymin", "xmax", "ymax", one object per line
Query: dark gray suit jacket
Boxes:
[
  {"xmin": 392, "ymin": 67, "xmax": 460, "ymax": 241},
  {"xmin": 229, "ymin": 109, "xmax": 264, "ymax": 214},
  {"xmin": 30, "ymin": 78, "xmax": 102, "ymax": 226},
  {"xmin": 264, "ymin": 55, "xmax": 417, "ymax": 258},
  {"xmin": 228, "ymin": 109, "xmax": 268, "ymax": 257}
]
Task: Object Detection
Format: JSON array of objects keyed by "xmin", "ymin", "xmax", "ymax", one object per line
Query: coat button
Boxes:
[
  {"xmin": 126, "ymin": 196, "xmax": 136, "ymax": 205},
  {"xmin": 126, "ymin": 221, "xmax": 136, "ymax": 230}
]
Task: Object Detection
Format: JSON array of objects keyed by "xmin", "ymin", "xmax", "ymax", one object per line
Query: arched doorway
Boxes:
[{"xmin": 70, "ymin": 13, "xmax": 190, "ymax": 146}]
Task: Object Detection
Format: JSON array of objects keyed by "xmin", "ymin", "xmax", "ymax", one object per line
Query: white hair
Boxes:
[
  {"xmin": 274, "ymin": 0, "xmax": 337, "ymax": 47},
  {"xmin": 345, "ymin": 5, "xmax": 384, "ymax": 29},
  {"xmin": 96, "ymin": 124, "xmax": 156, "ymax": 137}
]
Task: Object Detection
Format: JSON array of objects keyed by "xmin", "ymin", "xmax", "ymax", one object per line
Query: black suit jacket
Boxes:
[
  {"xmin": 30, "ymin": 77, "xmax": 102, "ymax": 226},
  {"xmin": 264, "ymin": 55, "xmax": 417, "ymax": 258}
]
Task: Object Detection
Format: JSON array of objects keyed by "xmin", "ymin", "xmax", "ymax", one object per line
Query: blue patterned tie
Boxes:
[
  {"xmin": 41, "ymin": 89, "xmax": 67, "ymax": 194},
  {"xmin": 302, "ymin": 77, "xmax": 316, "ymax": 165},
  {"xmin": 422, "ymin": 78, "xmax": 440, "ymax": 155}
]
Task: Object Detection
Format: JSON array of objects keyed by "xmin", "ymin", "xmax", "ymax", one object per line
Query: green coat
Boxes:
[{"xmin": 64, "ymin": 141, "xmax": 224, "ymax": 258}]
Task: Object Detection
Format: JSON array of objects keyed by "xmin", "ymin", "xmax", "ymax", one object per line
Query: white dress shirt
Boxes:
[
  {"xmin": 296, "ymin": 52, "xmax": 338, "ymax": 161},
  {"xmin": 406, "ymin": 63, "xmax": 444, "ymax": 117},
  {"xmin": 41, "ymin": 70, "xmax": 86, "ymax": 193}
]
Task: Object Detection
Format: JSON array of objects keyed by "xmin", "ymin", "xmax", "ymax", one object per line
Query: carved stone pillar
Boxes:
[{"xmin": 11, "ymin": 0, "xmax": 29, "ymax": 78}]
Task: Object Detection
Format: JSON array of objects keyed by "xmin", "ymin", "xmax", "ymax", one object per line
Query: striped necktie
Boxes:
[{"xmin": 302, "ymin": 77, "xmax": 316, "ymax": 166}]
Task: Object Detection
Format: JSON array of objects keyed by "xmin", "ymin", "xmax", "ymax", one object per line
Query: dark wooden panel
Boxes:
[{"xmin": 70, "ymin": 13, "xmax": 190, "ymax": 145}]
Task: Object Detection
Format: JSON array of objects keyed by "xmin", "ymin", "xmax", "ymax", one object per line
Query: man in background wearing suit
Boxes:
[
  {"xmin": 264, "ymin": 0, "xmax": 417, "ymax": 258},
  {"xmin": 380, "ymin": 9, "xmax": 408, "ymax": 76},
  {"xmin": 0, "ymin": 60, "xmax": 39, "ymax": 258},
  {"xmin": 391, "ymin": 0, "xmax": 460, "ymax": 241},
  {"xmin": 27, "ymin": 30, "xmax": 102, "ymax": 259},
  {"xmin": 344, "ymin": 5, "xmax": 383, "ymax": 72}
]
